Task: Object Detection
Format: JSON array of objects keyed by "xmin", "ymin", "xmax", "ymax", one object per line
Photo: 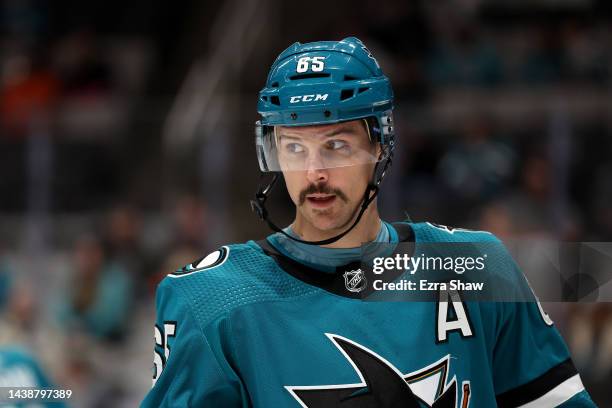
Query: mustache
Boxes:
[{"xmin": 299, "ymin": 184, "xmax": 348, "ymax": 205}]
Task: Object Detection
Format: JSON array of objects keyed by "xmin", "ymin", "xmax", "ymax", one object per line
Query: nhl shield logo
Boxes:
[{"xmin": 343, "ymin": 269, "xmax": 367, "ymax": 293}]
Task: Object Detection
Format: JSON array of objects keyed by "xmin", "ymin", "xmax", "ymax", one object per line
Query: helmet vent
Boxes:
[
  {"xmin": 340, "ymin": 89, "xmax": 355, "ymax": 101},
  {"xmin": 289, "ymin": 73, "xmax": 330, "ymax": 80},
  {"xmin": 358, "ymin": 87, "xmax": 370, "ymax": 94},
  {"xmin": 271, "ymin": 82, "xmax": 279, "ymax": 87},
  {"xmin": 270, "ymin": 96, "xmax": 280, "ymax": 105},
  {"xmin": 344, "ymin": 75, "xmax": 357, "ymax": 81}
]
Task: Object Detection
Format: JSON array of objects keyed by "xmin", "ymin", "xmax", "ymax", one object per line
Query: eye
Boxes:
[
  {"xmin": 285, "ymin": 143, "xmax": 305, "ymax": 154},
  {"xmin": 326, "ymin": 140, "xmax": 350, "ymax": 152}
]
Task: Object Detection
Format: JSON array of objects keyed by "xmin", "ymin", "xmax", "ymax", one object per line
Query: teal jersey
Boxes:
[{"xmin": 142, "ymin": 222, "xmax": 595, "ymax": 407}]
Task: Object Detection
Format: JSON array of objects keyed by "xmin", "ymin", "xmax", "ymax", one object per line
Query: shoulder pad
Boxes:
[{"xmin": 158, "ymin": 242, "xmax": 317, "ymax": 326}]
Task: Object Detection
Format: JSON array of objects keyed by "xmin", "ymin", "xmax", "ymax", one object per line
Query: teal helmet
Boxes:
[
  {"xmin": 252, "ymin": 37, "xmax": 395, "ymax": 245},
  {"xmin": 258, "ymin": 36, "xmax": 393, "ymax": 128}
]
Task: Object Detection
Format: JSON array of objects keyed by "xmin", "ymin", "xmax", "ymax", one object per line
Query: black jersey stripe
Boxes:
[{"xmin": 496, "ymin": 358, "xmax": 578, "ymax": 407}]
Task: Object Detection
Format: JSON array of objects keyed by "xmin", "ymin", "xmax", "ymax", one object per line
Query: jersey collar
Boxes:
[{"xmin": 256, "ymin": 222, "xmax": 414, "ymax": 299}]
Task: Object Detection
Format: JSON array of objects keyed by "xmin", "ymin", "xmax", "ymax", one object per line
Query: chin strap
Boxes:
[{"xmin": 250, "ymin": 148, "xmax": 393, "ymax": 246}]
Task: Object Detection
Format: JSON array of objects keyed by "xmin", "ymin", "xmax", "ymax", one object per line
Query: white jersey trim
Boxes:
[{"xmin": 517, "ymin": 374, "xmax": 585, "ymax": 408}]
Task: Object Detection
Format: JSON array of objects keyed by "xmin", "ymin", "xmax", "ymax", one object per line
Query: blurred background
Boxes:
[{"xmin": 0, "ymin": 0, "xmax": 611, "ymax": 406}]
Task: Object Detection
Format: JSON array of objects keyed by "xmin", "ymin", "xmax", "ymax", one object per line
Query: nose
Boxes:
[
  {"xmin": 305, "ymin": 153, "xmax": 328, "ymax": 184},
  {"xmin": 306, "ymin": 167, "xmax": 329, "ymax": 184}
]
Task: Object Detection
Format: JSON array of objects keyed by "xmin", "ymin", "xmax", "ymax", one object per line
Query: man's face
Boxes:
[{"xmin": 276, "ymin": 119, "xmax": 379, "ymax": 232}]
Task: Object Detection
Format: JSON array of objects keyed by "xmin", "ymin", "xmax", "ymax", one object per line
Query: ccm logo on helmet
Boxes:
[{"xmin": 289, "ymin": 94, "xmax": 329, "ymax": 103}]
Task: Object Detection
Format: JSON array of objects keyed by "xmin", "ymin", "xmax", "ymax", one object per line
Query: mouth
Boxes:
[{"xmin": 306, "ymin": 194, "xmax": 337, "ymax": 208}]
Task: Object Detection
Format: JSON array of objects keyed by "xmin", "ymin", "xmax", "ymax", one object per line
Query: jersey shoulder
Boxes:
[
  {"xmin": 408, "ymin": 221, "xmax": 523, "ymax": 284},
  {"xmin": 409, "ymin": 221, "xmax": 500, "ymax": 244},
  {"xmin": 157, "ymin": 241, "xmax": 318, "ymax": 326}
]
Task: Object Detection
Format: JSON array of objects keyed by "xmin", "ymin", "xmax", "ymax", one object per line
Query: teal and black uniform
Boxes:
[{"xmin": 142, "ymin": 221, "xmax": 595, "ymax": 407}]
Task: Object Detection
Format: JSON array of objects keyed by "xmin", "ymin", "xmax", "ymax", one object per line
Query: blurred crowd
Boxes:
[
  {"xmin": 0, "ymin": 0, "xmax": 611, "ymax": 406},
  {"xmin": 0, "ymin": 197, "xmax": 211, "ymax": 406}
]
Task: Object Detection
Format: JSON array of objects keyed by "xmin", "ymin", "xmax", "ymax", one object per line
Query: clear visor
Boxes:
[{"xmin": 256, "ymin": 121, "xmax": 384, "ymax": 172}]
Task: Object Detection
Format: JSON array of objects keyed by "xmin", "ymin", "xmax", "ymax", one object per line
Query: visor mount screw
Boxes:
[
  {"xmin": 324, "ymin": 110, "xmax": 331, "ymax": 118},
  {"xmin": 291, "ymin": 112, "xmax": 297, "ymax": 120}
]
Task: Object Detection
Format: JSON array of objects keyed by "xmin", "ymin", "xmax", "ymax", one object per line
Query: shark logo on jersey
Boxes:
[
  {"xmin": 286, "ymin": 334, "xmax": 470, "ymax": 408},
  {"xmin": 343, "ymin": 270, "xmax": 367, "ymax": 293}
]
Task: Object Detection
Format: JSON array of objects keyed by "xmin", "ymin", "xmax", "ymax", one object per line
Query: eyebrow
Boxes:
[{"xmin": 278, "ymin": 126, "xmax": 359, "ymax": 140}]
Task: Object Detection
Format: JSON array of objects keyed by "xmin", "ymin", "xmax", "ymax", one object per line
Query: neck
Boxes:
[{"xmin": 291, "ymin": 203, "xmax": 382, "ymax": 248}]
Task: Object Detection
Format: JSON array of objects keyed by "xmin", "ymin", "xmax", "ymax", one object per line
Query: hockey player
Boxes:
[{"xmin": 142, "ymin": 37, "xmax": 595, "ymax": 407}]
